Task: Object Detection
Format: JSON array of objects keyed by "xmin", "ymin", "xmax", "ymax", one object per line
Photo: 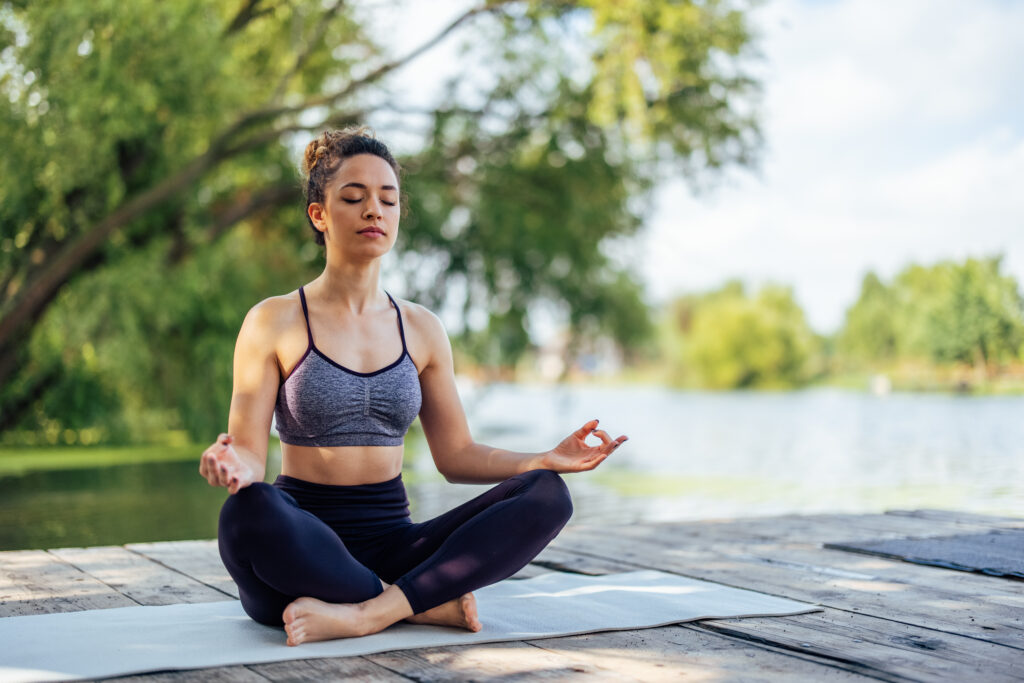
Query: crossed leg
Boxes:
[{"xmin": 218, "ymin": 469, "xmax": 573, "ymax": 644}]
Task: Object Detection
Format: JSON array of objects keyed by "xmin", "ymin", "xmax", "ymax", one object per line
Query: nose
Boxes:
[{"xmin": 363, "ymin": 197, "xmax": 382, "ymax": 220}]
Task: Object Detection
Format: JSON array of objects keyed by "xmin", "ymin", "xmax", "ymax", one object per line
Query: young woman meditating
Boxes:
[{"xmin": 198, "ymin": 127, "xmax": 627, "ymax": 646}]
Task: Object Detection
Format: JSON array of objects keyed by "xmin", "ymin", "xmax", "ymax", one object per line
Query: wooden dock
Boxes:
[{"xmin": 2, "ymin": 509, "xmax": 1022, "ymax": 682}]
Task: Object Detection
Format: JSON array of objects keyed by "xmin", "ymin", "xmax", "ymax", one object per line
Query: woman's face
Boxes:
[{"xmin": 309, "ymin": 153, "xmax": 400, "ymax": 259}]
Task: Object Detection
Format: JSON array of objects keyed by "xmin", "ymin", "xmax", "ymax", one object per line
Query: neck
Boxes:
[{"xmin": 310, "ymin": 258, "xmax": 385, "ymax": 313}]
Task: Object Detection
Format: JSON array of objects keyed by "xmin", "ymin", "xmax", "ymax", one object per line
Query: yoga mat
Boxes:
[
  {"xmin": 826, "ymin": 529, "xmax": 1024, "ymax": 578},
  {"xmin": 0, "ymin": 570, "xmax": 820, "ymax": 682}
]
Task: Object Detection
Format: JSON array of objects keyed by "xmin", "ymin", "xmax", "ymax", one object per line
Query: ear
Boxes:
[{"xmin": 307, "ymin": 202, "xmax": 328, "ymax": 234}]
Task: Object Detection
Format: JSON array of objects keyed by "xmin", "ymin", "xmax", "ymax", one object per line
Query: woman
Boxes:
[{"xmin": 199, "ymin": 127, "xmax": 627, "ymax": 646}]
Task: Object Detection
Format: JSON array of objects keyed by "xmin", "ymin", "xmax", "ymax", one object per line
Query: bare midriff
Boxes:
[{"xmin": 280, "ymin": 443, "xmax": 405, "ymax": 486}]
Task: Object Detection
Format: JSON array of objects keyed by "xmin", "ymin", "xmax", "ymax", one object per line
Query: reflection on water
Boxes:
[
  {"xmin": 1, "ymin": 386, "xmax": 1022, "ymax": 550},
  {"xmin": 0, "ymin": 461, "xmax": 228, "ymax": 550},
  {"xmin": 463, "ymin": 384, "xmax": 1024, "ymax": 522}
]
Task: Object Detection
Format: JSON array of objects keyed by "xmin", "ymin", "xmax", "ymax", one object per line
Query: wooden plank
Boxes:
[
  {"xmin": 530, "ymin": 546, "xmax": 634, "ymax": 576},
  {"xmin": 886, "ymin": 509, "xmax": 1024, "ymax": 528},
  {"xmin": 635, "ymin": 523, "xmax": 1024, "ymax": 601},
  {"xmin": 364, "ymin": 641, "xmax": 632, "ymax": 681},
  {"xmin": 563, "ymin": 521, "xmax": 1024, "ymax": 600},
  {"xmin": 247, "ymin": 657, "xmax": 410, "ymax": 682},
  {"xmin": 531, "ymin": 544, "xmax": 1023, "ymax": 681},
  {"xmin": 49, "ymin": 546, "xmax": 231, "ymax": 606},
  {"xmin": 107, "ymin": 666, "xmax": 272, "ymax": 682},
  {"xmin": 551, "ymin": 526, "xmax": 1024, "ymax": 650},
  {"xmin": 0, "ymin": 549, "xmax": 135, "ymax": 616},
  {"xmin": 694, "ymin": 608, "xmax": 1023, "ymax": 682},
  {"xmin": 126, "ymin": 540, "xmax": 239, "ymax": 598},
  {"xmin": 528, "ymin": 623, "xmax": 877, "ymax": 682}
]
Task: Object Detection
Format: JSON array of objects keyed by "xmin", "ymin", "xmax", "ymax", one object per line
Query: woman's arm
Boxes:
[
  {"xmin": 199, "ymin": 298, "xmax": 284, "ymax": 492},
  {"xmin": 411, "ymin": 306, "xmax": 626, "ymax": 484}
]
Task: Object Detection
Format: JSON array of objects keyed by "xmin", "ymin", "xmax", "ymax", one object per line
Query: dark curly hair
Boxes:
[{"xmin": 302, "ymin": 126, "xmax": 402, "ymax": 246}]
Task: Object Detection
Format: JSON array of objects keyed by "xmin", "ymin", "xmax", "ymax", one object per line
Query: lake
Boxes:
[{"xmin": 1, "ymin": 385, "xmax": 1022, "ymax": 550}]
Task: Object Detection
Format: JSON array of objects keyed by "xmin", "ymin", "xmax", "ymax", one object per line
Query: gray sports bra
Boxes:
[{"xmin": 273, "ymin": 287, "xmax": 422, "ymax": 447}]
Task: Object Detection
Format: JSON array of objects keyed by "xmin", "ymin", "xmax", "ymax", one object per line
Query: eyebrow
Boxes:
[{"xmin": 339, "ymin": 182, "xmax": 398, "ymax": 191}]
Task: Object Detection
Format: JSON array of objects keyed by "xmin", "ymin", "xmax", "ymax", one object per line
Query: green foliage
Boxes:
[
  {"xmin": 0, "ymin": 0, "xmax": 761, "ymax": 443},
  {"xmin": 837, "ymin": 257, "xmax": 1024, "ymax": 369},
  {"xmin": 662, "ymin": 281, "xmax": 819, "ymax": 389},
  {"xmin": 836, "ymin": 272, "xmax": 897, "ymax": 361}
]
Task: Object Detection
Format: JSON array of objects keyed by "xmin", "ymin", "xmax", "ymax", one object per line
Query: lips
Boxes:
[{"xmin": 358, "ymin": 226, "xmax": 386, "ymax": 236}]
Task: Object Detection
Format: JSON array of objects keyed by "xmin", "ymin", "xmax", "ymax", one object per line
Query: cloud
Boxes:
[{"xmin": 646, "ymin": 0, "xmax": 1024, "ymax": 332}]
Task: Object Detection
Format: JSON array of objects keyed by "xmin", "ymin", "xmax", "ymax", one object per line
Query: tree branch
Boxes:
[
  {"xmin": 214, "ymin": 0, "xmax": 514, "ymax": 146},
  {"xmin": 224, "ymin": 0, "xmax": 276, "ymax": 36},
  {"xmin": 0, "ymin": 150, "xmax": 218, "ymax": 352},
  {"xmin": 268, "ymin": 0, "xmax": 348, "ymax": 103},
  {"xmin": 206, "ymin": 182, "xmax": 300, "ymax": 245},
  {"xmin": 0, "ymin": 0, "xmax": 512, "ymax": 360}
]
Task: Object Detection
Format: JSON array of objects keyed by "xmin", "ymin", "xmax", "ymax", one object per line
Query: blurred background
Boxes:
[{"xmin": 1, "ymin": 0, "xmax": 1022, "ymax": 551}]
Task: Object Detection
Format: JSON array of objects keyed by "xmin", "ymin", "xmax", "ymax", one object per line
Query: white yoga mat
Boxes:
[{"xmin": 0, "ymin": 570, "xmax": 820, "ymax": 682}]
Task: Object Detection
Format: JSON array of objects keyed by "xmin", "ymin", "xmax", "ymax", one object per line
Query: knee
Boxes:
[
  {"xmin": 218, "ymin": 482, "xmax": 283, "ymax": 541},
  {"xmin": 518, "ymin": 469, "xmax": 573, "ymax": 526}
]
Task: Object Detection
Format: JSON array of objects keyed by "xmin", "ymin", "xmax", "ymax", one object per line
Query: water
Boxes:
[{"xmin": 2, "ymin": 386, "xmax": 1022, "ymax": 550}]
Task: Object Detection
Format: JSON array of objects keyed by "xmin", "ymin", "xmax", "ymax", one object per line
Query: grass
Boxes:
[{"xmin": 0, "ymin": 444, "xmax": 205, "ymax": 476}]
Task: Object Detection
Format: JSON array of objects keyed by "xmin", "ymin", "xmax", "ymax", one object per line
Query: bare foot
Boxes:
[
  {"xmin": 282, "ymin": 597, "xmax": 370, "ymax": 646},
  {"xmin": 404, "ymin": 593, "xmax": 482, "ymax": 632}
]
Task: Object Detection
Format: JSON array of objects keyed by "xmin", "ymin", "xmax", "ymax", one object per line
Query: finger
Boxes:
[
  {"xmin": 605, "ymin": 435, "xmax": 628, "ymax": 453},
  {"xmin": 199, "ymin": 452, "xmax": 217, "ymax": 479},
  {"xmin": 573, "ymin": 419, "xmax": 599, "ymax": 439},
  {"xmin": 217, "ymin": 433, "xmax": 231, "ymax": 446},
  {"xmin": 579, "ymin": 452, "xmax": 609, "ymax": 470},
  {"xmin": 591, "ymin": 429, "xmax": 613, "ymax": 447},
  {"xmin": 218, "ymin": 462, "xmax": 237, "ymax": 487}
]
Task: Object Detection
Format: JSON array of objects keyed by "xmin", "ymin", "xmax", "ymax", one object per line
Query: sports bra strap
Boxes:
[
  {"xmin": 385, "ymin": 291, "xmax": 408, "ymax": 353},
  {"xmin": 297, "ymin": 286, "xmax": 314, "ymax": 348}
]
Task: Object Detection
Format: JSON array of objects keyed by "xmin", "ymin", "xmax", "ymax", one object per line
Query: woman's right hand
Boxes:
[{"xmin": 199, "ymin": 433, "xmax": 257, "ymax": 495}]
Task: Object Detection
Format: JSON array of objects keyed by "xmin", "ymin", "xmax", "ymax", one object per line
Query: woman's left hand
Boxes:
[{"xmin": 542, "ymin": 419, "xmax": 627, "ymax": 473}]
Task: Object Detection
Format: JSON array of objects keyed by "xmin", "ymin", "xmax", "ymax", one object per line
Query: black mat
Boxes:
[{"xmin": 825, "ymin": 530, "xmax": 1024, "ymax": 579}]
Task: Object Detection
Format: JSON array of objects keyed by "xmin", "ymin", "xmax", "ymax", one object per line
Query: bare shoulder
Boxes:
[
  {"xmin": 239, "ymin": 292, "xmax": 304, "ymax": 346},
  {"xmin": 392, "ymin": 297, "xmax": 451, "ymax": 367}
]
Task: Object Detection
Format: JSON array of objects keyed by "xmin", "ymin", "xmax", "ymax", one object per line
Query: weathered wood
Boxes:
[
  {"xmin": 0, "ymin": 549, "xmax": 135, "ymax": 616},
  {"xmin": 50, "ymin": 546, "xmax": 231, "ymax": 606},
  {"xmin": 529, "ymin": 623, "xmax": 877, "ymax": 681},
  {"xmin": 695, "ymin": 608, "xmax": 1023, "ymax": 683},
  {"xmin": 533, "ymin": 544, "xmax": 1024, "ymax": 681},
  {"xmin": 7, "ymin": 512, "xmax": 1024, "ymax": 682},
  {"xmin": 247, "ymin": 657, "xmax": 410, "ymax": 682},
  {"xmin": 552, "ymin": 527, "xmax": 1024, "ymax": 650},
  {"xmin": 126, "ymin": 540, "xmax": 239, "ymax": 598},
  {"xmin": 626, "ymin": 522, "xmax": 1024, "ymax": 604},
  {"xmin": 109, "ymin": 666, "xmax": 271, "ymax": 682},
  {"xmin": 364, "ymin": 641, "xmax": 629, "ymax": 681},
  {"xmin": 530, "ymin": 546, "xmax": 629, "ymax": 575},
  {"xmin": 886, "ymin": 509, "xmax": 1024, "ymax": 528}
]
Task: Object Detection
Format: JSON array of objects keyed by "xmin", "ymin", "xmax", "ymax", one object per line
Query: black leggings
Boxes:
[{"xmin": 217, "ymin": 469, "xmax": 573, "ymax": 626}]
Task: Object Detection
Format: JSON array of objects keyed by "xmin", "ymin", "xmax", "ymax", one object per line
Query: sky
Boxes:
[{"xmin": 374, "ymin": 0, "xmax": 1024, "ymax": 334}]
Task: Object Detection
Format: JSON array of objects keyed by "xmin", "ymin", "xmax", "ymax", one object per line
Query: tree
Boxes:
[
  {"xmin": 836, "ymin": 271, "xmax": 898, "ymax": 363},
  {"xmin": 664, "ymin": 282, "xmax": 818, "ymax": 389},
  {"xmin": 836, "ymin": 256, "xmax": 1024, "ymax": 371},
  {"xmin": 1, "ymin": 0, "xmax": 762, "ymax": 441}
]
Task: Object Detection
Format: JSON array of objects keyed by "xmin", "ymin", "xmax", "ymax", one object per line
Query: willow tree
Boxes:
[{"xmin": 0, "ymin": 0, "xmax": 762, "ymax": 441}]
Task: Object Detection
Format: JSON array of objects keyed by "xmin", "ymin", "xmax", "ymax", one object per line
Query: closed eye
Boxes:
[{"xmin": 342, "ymin": 198, "xmax": 397, "ymax": 206}]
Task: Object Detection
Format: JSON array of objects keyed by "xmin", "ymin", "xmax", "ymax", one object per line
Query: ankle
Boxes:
[{"xmin": 348, "ymin": 602, "xmax": 374, "ymax": 637}]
